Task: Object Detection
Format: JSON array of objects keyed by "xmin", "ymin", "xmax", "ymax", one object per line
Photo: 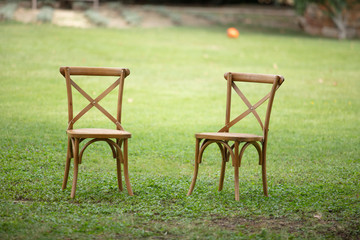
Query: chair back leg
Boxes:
[
  {"xmin": 233, "ymin": 142, "xmax": 240, "ymax": 201},
  {"xmin": 261, "ymin": 143, "xmax": 268, "ymax": 196},
  {"xmin": 70, "ymin": 138, "xmax": 80, "ymax": 198}
]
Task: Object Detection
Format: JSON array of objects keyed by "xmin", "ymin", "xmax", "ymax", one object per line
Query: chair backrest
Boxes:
[
  {"xmin": 59, "ymin": 66, "xmax": 130, "ymax": 130},
  {"xmin": 219, "ymin": 72, "xmax": 284, "ymax": 138}
]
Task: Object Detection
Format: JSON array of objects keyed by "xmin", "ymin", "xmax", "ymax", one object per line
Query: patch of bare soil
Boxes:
[
  {"xmin": 211, "ymin": 216, "xmax": 305, "ymax": 232},
  {"xmin": 133, "ymin": 6, "xmax": 174, "ymax": 28},
  {"xmin": 13, "ymin": 8, "xmax": 38, "ymax": 23},
  {"xmin": 210, "ymin": 215, "xmax": 358, "ymax": 239},
  {"xmin": 52, "ymin": 9, "xmax": 92, "ymax": 28}
]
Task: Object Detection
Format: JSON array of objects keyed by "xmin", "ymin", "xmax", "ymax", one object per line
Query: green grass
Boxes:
[{"xmin": 0, "ymin": 22, "xmax": 359, "ymax": 239}]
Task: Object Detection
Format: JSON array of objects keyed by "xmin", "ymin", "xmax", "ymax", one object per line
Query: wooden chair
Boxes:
[
  {"xmin": 60, "ymin": 66, "xmax": 133, "ymax": 198},
  {"xmin": 187, "ymin": 72, "xmax": 284, "ymax": 201}
]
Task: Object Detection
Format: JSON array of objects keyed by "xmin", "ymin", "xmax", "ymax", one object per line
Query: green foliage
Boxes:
[
  {"xmin": 40, "ymin": 0, "xmax": 56, "ymax": 6},
  {"xmin": 108, "ymin": 2, "xmax": 142, "ymax": 26},
  {"xmin": 294, "ymin": 0, "xmax": 360, "ymax": 39},
  {"xmin": 294, "ymin": 0, "xmax": 356, "ymax": 15},
  {"xmin": 188, "ymin": 10, "xmax": 222, "ymax": 24},
  {"xmin": 73, "ymin": 2, "xmax": 90, "ymax": 11},
  {"xmin": 0, "ymin": 23, "xmax": 359, "ymax": 239},
  {"xmin": 0, "ymin": 3, "xmax": 17, "ymax": 21},
  {"xmin": 143, "ymin": 5, "xmax": 182, "ymax": 25},
  {"xmin": 121, "ymin": 9, "xmax": 142, "ymax": 26},
  {"xmin": 37, "ymin": 6, "xmax": 53, "ymax": 23},
  {"xmin": 85, "ymin": 9, "xmax": 109, "ymax": 26}
]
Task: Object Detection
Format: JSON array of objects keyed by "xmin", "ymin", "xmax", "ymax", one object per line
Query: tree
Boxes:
[{"xmin": 294, "ymin": 0, "xmax": 359, "ymax": 39}]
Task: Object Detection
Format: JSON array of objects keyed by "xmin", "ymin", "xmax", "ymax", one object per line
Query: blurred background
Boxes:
[{"xmin": 1, "ymin": 0, "xmax": 359, "ymax": 39}]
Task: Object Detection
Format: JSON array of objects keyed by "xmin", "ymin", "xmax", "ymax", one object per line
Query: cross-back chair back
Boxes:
[
  {"xmin": 61, "ymin": 66, "xmax": 129, "ymax": 131},
  {"xmin": 187, "ymin": 72, "xmax": 284, "ymax": 201},
  {"xmin": 60, "ymin": 66, "xmax": 134, "ymax": 198},
  {"xmin": 220, "ymin": 72, "xmax": 284, "ymax": 135}
]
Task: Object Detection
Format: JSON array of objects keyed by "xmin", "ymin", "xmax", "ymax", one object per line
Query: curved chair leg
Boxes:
[
  {"xmin": 261, "ymin": 143, "xmax": 268, "ymax": 197},
  {"xmin": 123, "ymin": 139, "xmax": 133, "ymax": 196},
  {"xmin": 187, "ymin": 138, "xmax": 200, "ymax": 196},
  {"xmin": 219, "ymin": 159, "xmax": 227, "ymax": 191},
  {"xmin": 217, "ymin": 143, "xmax": 226, "ymax": 192},
  {"xmin": 116, "ymin": 155, "xmax": 123, "ymax": 192},
  {"xmin": 62, "ymin": 137, "xmax": 72, "ymax": 190},
  {"xmin": 115, "ymin": 139, "xmax": 123, "ymax": 191},
  {"xmin": 71, "ymin": 138, "xmax": 80, "ymax": 198},
  {"xmin": 233, "ymin": 142, "xmax": 240, "ymax": 201}
]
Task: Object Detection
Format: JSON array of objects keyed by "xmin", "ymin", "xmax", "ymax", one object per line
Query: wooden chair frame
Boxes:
[
  {"xmin": 60, "ymin": 66, "xmax": 133, "ymax": 198},
  {"xmin": 187, "ymin": 72, "xmax": 284, "ymax": 201}
]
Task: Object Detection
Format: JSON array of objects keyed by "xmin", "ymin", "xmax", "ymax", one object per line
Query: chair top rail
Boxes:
[
  {"xmin": 224, "ymin": 72, "xmax": 284, "ymax": 85},
  {"xmin": 60, "ymin": 66, "xmax": 130, "ymax": 77}
]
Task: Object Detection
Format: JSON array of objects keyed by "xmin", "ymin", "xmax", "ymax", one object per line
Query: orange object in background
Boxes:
[{"xmin": 227, "ymin": 27, "xmax": 239, "ymax": 38}]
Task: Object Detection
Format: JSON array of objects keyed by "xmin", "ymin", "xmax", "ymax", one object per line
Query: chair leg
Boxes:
[
  {"xmin": 116, "ymin": 155, "xmax": 123, "ymax": 192},
  {"xmin": 123, "ymin": 139, "xmax": 133, "ymax": 196},
  {"xmin": 262, "ymin": 145, "xmax": 268, "ymax": 197},
  {"xmin": 62, "ymin": 137, "xmax": 72, "ymax": 190},
  {"xmin": 71, "ymin": 138, "xmax": 79, "ymax": 198},
  {"xmin": 217, "ymin": 143, "xmax": 226, "ymax": 192},
  {"xmin": 187, "ymin": 138, "xmax": 200, "ymax": 196},
  {"xmin": 218, "ymin": 156, "xmax": 226, "ymax": 192},
  {"xmin": 234, "ymin": 142, "xmax": 240, "ymax": 201}
]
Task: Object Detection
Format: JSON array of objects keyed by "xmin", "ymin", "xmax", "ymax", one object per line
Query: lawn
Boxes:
[{"xmin": 0, "ymin": 22, "xmax": 359, "ymax": 239}]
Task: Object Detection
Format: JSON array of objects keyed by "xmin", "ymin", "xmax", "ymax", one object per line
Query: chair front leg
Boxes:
[
  {"xmin": 62, "ymin": 137, "xmax": 72, "ymax": 190},
  {"xmin": 122, "ymin": 139, "xmax": 133, "ymax": 196},
  {"xmin": 187, "ymin": 138, "xmax": 200, "ymax": 196},
  {"xmin": 219, "ymin": 159, "xmax": 227, "ymax": 192},
  {"xmin": 116, "ymin": 154, "xmax": 123, "ymax": 192},
  {"xmin": 115, "ymin": 139, "xmax": 123, "ymax": 191},
  {"xmin": 217, "ymin": 142, "xmax": 227, "ymax": 192}
]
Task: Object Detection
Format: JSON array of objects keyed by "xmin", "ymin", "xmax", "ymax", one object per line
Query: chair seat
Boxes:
[
  {"xmin": 67, "ymin": 128, "xmax": 131, "ymax": 138},
  {"xmin": 196, "ymin": 132, "xmax": 263, "ymax": 142}
]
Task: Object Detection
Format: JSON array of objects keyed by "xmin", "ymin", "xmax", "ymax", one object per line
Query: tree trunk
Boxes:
[{"xmin": 331, "ymin": 12, "xmax": 347, "ymax": 39}]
